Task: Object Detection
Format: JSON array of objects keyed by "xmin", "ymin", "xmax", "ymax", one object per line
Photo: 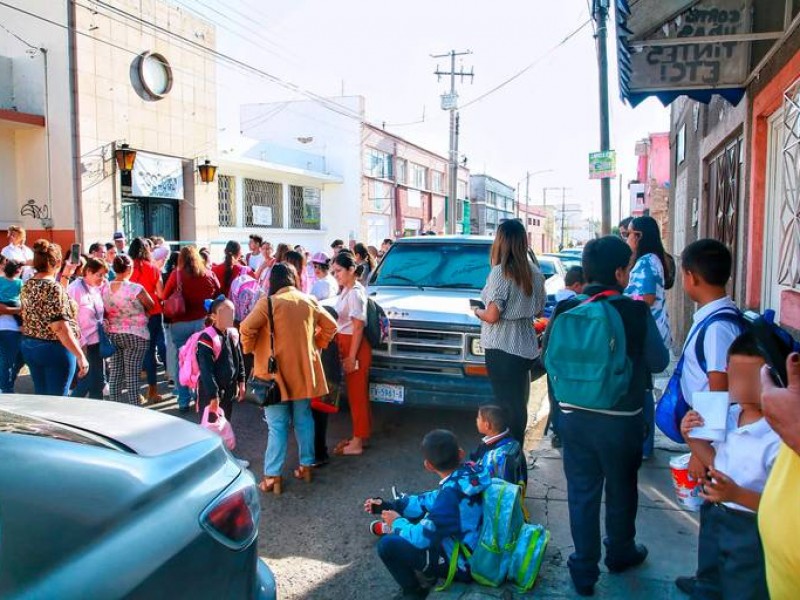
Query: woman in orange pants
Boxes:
[{"xmin": 331, "ymin": 251, "xmax": 373, "ymax": 455}]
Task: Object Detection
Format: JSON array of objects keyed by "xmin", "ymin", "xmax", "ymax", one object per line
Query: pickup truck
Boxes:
[{"xmin": 365, "ymin": 235, "xmax": 558, "ymax": 409}]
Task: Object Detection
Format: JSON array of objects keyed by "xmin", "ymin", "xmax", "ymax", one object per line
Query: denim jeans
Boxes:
[
  {"xmin": 167, "ymin": 318, "xmax": 205, "ymax": 408},
  {"xmin": 21, "ymin": 336, "xmax": 76, "ymax": 396},
  {"xmin": 263, "ymin": 399, "xmax": 315, "ymax": 476},
  {"xmin": 142, "ymin": 313, "xmax": 166, "ymax": 385},
  {"xmin": 71, "ymin": 343, "xmax": 104, "ymax": 399},
  {"xmin": 0, "ymin": 330, "xmax": 23, "ymax": 393}
]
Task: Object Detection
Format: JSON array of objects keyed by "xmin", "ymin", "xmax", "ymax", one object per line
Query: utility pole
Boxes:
[
  {"xmin": 433, "ymin": 50, "xmax": 473, "ymax": 234},
  {"xmin": 560, "ymin": 187, "xmax": 567, "ymax": 251},
  {"xmin": 618, "ymin": 173, "xmax": 623, "ymax": 225},
  {"xmin": 593, "ymin": 0, "xmax": 612, "ymax": 235}
]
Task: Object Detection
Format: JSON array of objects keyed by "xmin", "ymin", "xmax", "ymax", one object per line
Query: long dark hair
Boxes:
[
  {"xmin": 128, "ymin": 237, "xmax": 151, "ymax": 262},
  {"xmin": 630, "ymin": 216, "xmax": 667, "ymax": 273},
  {"xmin": 285, "ymin": 250, "xmax": 305, "ymax": 276},
  {"xmin": 490, "ymin": 219, "xmax": 534, "ymax": 296},
  {"xmin": 333, "ymin": 249, "xmax": 365, "ymax": 278},
  {"xmin": 353, "ymin": 242, "xmax": 376, "ymax": 271},
  {"xmin": 268, "ymin": 262, "xmax": 297, "ymax": 296},
  {"xmin": 222, "ymin": 240, "xmax": 241, "ymax": 291}
]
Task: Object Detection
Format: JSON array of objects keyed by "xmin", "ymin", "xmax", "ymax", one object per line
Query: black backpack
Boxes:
[{"xmin": 365, "ymin": 299, "xmax": 388, "ymax": 348}]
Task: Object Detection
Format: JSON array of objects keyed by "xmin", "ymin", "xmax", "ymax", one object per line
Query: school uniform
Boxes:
[
  {"xmin": 694, "ymin": 405, "xmax": 781, "ymax": 600},
  {"xmin": 197, "ymin": 326, "xmax": 245, "ymax": 419},
  {"xmin": 680, "ymin": 297, "xmax": 742, "ymax": 406},
  {"xmin": 470, "ymin": 429, "xmax": 526, "ymax": 485}
]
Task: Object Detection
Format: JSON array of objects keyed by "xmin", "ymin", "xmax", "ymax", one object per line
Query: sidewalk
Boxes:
[{"xmin": 430, "ymin": 373, "xmax": 698, "ymax": 599}]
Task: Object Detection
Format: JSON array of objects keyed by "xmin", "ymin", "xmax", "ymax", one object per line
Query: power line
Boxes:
[{"xmin": 459, "ymin": 18, "xmax": 592, "ymax": 110}]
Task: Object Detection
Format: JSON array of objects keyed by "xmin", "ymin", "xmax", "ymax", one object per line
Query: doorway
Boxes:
[{"xmin": 122, "ymin": 198, "xmax": 179, "ymax": 241}]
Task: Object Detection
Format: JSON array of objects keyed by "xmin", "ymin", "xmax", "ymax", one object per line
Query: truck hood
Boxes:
[{"xmin": 369, "ymin": 286, "xmax": 481, "ymax": 327}]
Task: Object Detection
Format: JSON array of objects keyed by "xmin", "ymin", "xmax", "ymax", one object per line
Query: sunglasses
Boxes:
[{"xmin": 620, "ymin": 230, "xmax": 641, "ymax": 240}]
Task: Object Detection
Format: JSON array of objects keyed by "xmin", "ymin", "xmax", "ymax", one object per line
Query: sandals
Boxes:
[
  {"xmin": 258, "ymin": 476, "xmax": 282, "ymax": 495},
  {"xmin": 293, "ymin": 465, "xmax": 313, "ymax": 483},
  {"xmin": 334, "ymin": 441, "xmax": 364, "ymax": 456}
]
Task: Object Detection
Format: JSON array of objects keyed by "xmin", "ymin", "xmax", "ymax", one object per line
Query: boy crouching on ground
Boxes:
[
  {"xmin": 364, "ymin": 430, "xmax": 491, "ymax": 599},
  {"xmin": 679, "ymin": 332, "xmax": 782, "ymax": 599},
  {"xmin": 471, "ymin": 404, "xmax": 526, "ymax": 485}
]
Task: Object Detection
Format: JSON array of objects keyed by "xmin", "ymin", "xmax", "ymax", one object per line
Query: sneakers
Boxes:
[
  {"xmin": 369, "ymin": 520, "xmax": 391, "ymax": 537},
  {"xmin": 605, "ymin": 543, "xmax": 649, "ymax": 573}
]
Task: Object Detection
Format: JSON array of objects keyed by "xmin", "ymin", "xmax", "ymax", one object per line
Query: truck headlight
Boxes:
[{"xmin": 470, "ymin": 338, "xmax": 485, "ymax": 356}]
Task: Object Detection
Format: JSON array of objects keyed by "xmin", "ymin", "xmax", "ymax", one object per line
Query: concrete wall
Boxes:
[{"xmin": 74, "ymin": 0, "xmax": 218, "ymax": 245}]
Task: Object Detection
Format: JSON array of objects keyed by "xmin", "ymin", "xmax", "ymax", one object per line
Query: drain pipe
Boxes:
[{"xmin": 67, "ymin": 0, "xmax": 84, "ymax": 244}]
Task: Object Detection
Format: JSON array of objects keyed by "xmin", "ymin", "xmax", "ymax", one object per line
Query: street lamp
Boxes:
[{"xmin": 114, "ymin": 143, "xmax": 137, "ymax": 173}]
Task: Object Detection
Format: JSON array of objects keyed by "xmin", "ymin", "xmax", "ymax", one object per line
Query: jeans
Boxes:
[
  {"xmin": 142, "ymin": 313, "xmax": 166, "ymax": 385},
  {"xmin": 71, "ymin": 343, "xmax": 104, "ymax": 399},
  {"xmin": 377, "ymin": 535, "xmax": 467, "ymax": 593},
  {"xmin": 263, "ymin": 399, "xmax": 315, "ymax": 476},
  {"xmin": 167, "ymin": 319, "xmax": 205, "ymax": 408},
  {"xmin": 560, "ymin": 409, "xmax": 644, "ymax": 589},
  {"xmin": 485, "ymin": 348, "xmax": 534, "ymax": 443},
  {"xmin": 0, "ymin": 330, "xmax": 23, "ymax": 393},
  {"xmin": 21, "ymin": 336, "xmax": 76, "ymax": 396}
]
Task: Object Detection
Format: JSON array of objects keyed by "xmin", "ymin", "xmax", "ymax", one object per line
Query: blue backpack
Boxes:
[{"xmin": 544, "ymin": 291, "xmax": 632, "ymax": 411}]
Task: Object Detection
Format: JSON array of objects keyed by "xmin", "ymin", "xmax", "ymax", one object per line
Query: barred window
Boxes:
[
  {"xmin": 244, "ymin": 178, "xmax": 282, "ymax": 228},
  {"xmin": 218, "ymin": 175, "xmax": 235, "ymax": 227},
  {"xmin": 290, "ymin": 185, "xmax": 321, "ymax": 229}
]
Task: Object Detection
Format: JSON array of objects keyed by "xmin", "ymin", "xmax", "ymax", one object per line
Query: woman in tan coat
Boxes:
[{"xmin": 240, "ymin": 263, "xmax": 337, "ymax": 494}]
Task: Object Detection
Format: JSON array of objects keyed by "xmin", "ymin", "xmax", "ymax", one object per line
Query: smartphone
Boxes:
[
  {"xmin": 370, "ymin": 499, "xmax": 384, "ymax": 515},
  {"xmin": 469, "ymin": 299, "xmax": 485, "ymax": 310},
  {"xmin": 69, "ymin": 243, "xmax": 81, "ymax": 264}
]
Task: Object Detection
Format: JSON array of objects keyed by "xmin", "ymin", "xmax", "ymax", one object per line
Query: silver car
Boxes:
[{"xmin": 0, "ymin": 395, "xmax": 276, "ymax": 600}]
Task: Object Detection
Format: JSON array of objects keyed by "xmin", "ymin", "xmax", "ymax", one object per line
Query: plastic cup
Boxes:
[{"xmin": 669, "ymin": 453, "xmax": 703, "ymax": 511}]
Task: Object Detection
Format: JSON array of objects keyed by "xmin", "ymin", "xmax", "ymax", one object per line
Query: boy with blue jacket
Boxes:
[
  {"xmin": 471, "ymin": 404, "xmax": 526, "ymax": 485},
  {"xmin": 365, "ymin": 430, "xmax": 491, "ymax": 599}
]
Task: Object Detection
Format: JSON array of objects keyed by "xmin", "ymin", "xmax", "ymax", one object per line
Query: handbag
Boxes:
[
  {"xmin": 200, "ymin": 405, "xmax": 236, "ymax": 450},
  {"xmin": 163, "ymin": 269, "xmax": 186, "ymax": 320},
  {"xmin": 311, "ymin": 381, "xmax": 342, "ymax": 414},
  {"xmin": 81, "ymin": 279, "xmax": 116, "ymax": 359},
  {"xmin": 243, "ymin": 297, "xmax": 282, "ymax": 408}
]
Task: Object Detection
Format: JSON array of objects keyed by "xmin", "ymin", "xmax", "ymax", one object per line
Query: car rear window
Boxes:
[
  {"xmin": 373, "ymin": 243, "xmax": 491, "ymax": 290},
  {"xmin": 0, "ymin": 409, "xmax": 128, "ymax": 451},
  {"xmin": 538, "ymin": 259, "xmax": 556, "ymax": 277}
]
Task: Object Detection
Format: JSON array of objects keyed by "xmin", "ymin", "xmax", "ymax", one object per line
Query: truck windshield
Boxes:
[{"xmin": 373, "ymin": 243, "xmax": 491, "ymax": 290}]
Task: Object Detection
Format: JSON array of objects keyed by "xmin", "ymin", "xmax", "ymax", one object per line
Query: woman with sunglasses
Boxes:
[{"xmin": 624, "ymin": 216, "xmax": 672, "ymax": 459}]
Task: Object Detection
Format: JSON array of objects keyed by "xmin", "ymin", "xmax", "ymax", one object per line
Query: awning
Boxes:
[
  {"xmin": 616, "ymin": 0, "xmax": 800, "ymax": 107},
  {"xmin": 0, "ymin": 108, "xmax": 45, "ymax": 129}
]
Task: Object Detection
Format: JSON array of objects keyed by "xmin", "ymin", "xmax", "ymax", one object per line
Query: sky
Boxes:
[{"xmin": 183, "ymin": 0, "xmax": 671, "ymax": 223}]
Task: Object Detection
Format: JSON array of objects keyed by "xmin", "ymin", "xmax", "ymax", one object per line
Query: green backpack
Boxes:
[{"xmin": 544, "ymin": 291, "xmax": 632, "ymax": 411}]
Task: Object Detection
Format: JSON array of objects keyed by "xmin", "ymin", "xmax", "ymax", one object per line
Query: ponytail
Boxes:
[{"xmin": 222, "ymin": 240, "xmax": 241, "ymax": 290}]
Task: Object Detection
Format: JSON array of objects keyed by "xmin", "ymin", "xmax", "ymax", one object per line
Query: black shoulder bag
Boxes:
[{"xmin": 244, "ymin": 297, "xmax": 282, "ymax": 407}]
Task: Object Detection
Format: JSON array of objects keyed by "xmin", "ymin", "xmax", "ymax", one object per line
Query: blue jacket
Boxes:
[
  {"xmin": 470, "ymin": 431, "xmax": 525, "ymax": 485},
  {"xmin": 386, "ymin": 463, "xmax": 491, "ymax": 569}
]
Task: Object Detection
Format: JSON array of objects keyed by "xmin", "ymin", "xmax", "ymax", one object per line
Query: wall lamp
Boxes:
[
  {"xmin": 114, "ymin": 143, "xmax": 137, "ymax": 173},
  {"xmin": 198, "ymin": 159, "xmax": 217, "ymax": 184}
]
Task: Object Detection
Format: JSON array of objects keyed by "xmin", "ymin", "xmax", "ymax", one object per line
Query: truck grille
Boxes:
[{"xmin": 388, "ymin": 327, "xmax": 464, "ymax": 362}]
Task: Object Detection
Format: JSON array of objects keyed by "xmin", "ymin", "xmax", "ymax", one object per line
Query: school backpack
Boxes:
[
  {"xmin": 437, "ymin": 479, "xmax": 549, "ymax": 591},
  {"xmin": 178, "ymin": 326, "xmax": 240, "ymax": 392},
  {"xmin": 229, "ymin": 273, "xmax": 260, "ymax": 322},
  {"xmin": 365, "ymin": 298, "xmax": 389, "ymax": 348},
  {"xmin": 544, "ymin": 291, "xmax": 632, "ymax": 411}
]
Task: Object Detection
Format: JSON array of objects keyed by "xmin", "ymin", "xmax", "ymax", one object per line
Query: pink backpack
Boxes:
[
  {"xmin": 229, "ymin": 273, "xmax": 260, "ymax": 322},
  {"xmin": 178, "ymin": 326, "xmax": 240, "ymax": 391}
]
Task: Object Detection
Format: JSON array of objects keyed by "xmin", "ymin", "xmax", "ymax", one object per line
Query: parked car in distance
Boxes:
[
  {"xmin": 0, "ymin": 395, "xmax": 277, "ymax": 600},
  {"xmin": 544, "ymin": 252, "xmax": 581, "ymax": 271}
]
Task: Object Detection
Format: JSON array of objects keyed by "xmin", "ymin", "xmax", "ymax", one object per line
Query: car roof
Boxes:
[
  {"xmin": 0, "ymin": 395, "xmax": 211, "ymax": 456},
  {"xmin": 393, "ymin": 235, "xmax": 494, "ymax": 245}
]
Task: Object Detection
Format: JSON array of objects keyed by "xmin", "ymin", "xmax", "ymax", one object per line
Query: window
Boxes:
[
  {"xmin": 289, "ymin": 185, "xmax": 321, "ymax": 229},
  {"xmin": 407, "ymin": 188, "xmax": 422, "ymax": 208},
  {"xmin": 370, "ymin": 180, "xmax": 390, "ymax": 211},
  {"xmin": 244, "ymin": 178, "xmax": 282, "ymax": 228},
  {"xmin": 486, "ymin": 191, "xmax": 497, "ymax": 207},
  {"xmin": 410, "ymin": 163, "xmax": 427, "ymax": 189},
  {"xmin": 365, "ymin": 148, "xmax": 393, "ymax": 179},
  {"xmin": 431, "ymin": 171, "xmax": 443, "ymax": 193},
  {"xmin": 218, "ymin": 175, "xmax": 235, "ymax": 227},
  {"xmin": 396, "ymin": 159, "xmax": 407, "ymax": 184},
  {"xmin": 458, "ymin": 180, "xmax": 467, "ymax": 199}
]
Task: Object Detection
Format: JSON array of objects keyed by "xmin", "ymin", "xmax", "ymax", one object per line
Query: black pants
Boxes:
[
  {"xmin": 560, "ymin": 409, "xmax": 644, "ymax": 588},
  {"xmin": 485, "ymin": 348, "xmax": 534, "ymax": 443},
  {"xmin": 198, "ymin": 382, "xmax": 237, "ymax": 420},
  {"xmin": 312, "ymin": 408, "xmax": 329, "ymax": 463},
  {"xmin": 71, "ymin": 343, "xmax": 104, "ymax": 400},
  {"xmin": 377, "ymin": 535, "xmax": 469, "ymax": 593},
  {"xmin": 693, "ymin": 503, "xmax": 769, "ymax": 600}
]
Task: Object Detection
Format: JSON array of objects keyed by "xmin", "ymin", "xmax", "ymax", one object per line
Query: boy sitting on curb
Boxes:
[
  {"xmin": 678, "ymin": 332, "xmax": 781, "ymax": 599},
  {"xmin": 471, "ymin": 404, "xmax": 526, "ymax": 485},
  {"xmin": 364, "ymin": 430, "xmax": 491, "ymax": 599}
]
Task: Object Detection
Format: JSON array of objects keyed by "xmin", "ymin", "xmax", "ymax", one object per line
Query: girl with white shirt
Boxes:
[{"xmin": 331, "ymin": 251, "xmax": 371, "ymax": 456}]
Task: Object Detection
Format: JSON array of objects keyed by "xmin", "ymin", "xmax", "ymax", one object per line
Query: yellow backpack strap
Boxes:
[{"xmin": 434, "ymin": 542, "xmax": 464, "ymax": 592}]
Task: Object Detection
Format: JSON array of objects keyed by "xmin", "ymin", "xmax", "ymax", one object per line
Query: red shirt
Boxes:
[
  {"xmin": 163, "ymin": 269, "xmax": 221, "ymax": 322},
  {"xmin": 211, "ymin": 262, "xmax": 252, "ymax": 297},
  {"xmin": 130, "ymin": 259, "xmax": 162, "ymax": 315}
]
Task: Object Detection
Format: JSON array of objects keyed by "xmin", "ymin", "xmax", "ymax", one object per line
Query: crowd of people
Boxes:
[{"xmin": 2, "ymin": 220, "xmax": 799, "ymax": 600}]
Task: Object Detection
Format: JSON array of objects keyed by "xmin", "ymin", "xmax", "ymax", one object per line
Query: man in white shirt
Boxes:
[
  {"xmin": 246, "ymin": 234, "xmax": 264, "ymax": 272},
  {"xmin": 112, "ymin": 231, "xmax": 127, "ymax": 255}
]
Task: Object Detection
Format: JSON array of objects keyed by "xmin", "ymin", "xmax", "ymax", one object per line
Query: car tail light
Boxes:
[{"xmin": 201, "ymin": 476, "xmax": 260, "ymax": 550}]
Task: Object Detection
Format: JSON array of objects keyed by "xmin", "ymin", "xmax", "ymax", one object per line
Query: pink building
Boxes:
[{"xmin": 630, "ymin": 132, "xmax": 670, "ymax": 239}]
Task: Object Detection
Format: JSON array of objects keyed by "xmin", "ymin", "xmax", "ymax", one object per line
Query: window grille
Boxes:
[
  {"xmin": 779, "ymin": 80, "xmax": 800, "ymax": 287},
  {"xmin": 217, "ymin": 175, "xmax": 235, "ymax": 227},
  {"xmin": 244, "ymin": 178, "xmax": 282, "ymax": 228},
  {"xmin": 290, "ymin": 185, "xmax": 321, "ymax": 229}
]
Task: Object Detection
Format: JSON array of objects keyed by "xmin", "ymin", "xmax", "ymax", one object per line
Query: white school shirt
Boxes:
[
  {"xmin": 713, "ymin": 404, "xmax": 781, "ymax": 513},
  {"xmin": 679, "ymin": 297, "xmax": 741, "ymax": 406},
  {"xmin": 335, "ymin": 282, "xmax": 367, "ymax": 335},
  {"xmin": 1, "ymin": 243, "xmax": 34, "ymax": 280}
]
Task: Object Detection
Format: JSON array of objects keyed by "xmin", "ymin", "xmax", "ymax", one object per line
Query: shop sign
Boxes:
[
  {"xmin": 131, "ymin": 152, "xmax": 184, "ymax": 199},
  {"xmin": 589, "ymin": 150, "xmax": 617, "ymax": 180}
]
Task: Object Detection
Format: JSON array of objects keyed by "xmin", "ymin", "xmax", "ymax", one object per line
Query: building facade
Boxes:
[
  {"xmin": 630, "ymin": 132, "xmax": 670, "ymax": 242},
  {"xmin": 469, "ymin": 174, "xmax": 516, "ymax": 236},
  {"xmin": 518, "ymin": 203, "xmax": 550, "ymax": 254}
]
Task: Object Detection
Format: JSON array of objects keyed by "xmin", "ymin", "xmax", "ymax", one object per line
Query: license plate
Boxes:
[{"xmin": 369, "ymin": 383, "xmax": 404, "ymax": 404}]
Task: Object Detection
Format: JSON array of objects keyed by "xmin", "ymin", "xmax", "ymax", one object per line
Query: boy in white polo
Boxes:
[{"xmin": 679, "ymin": 332, "xmax": 781, "ymax": 599}]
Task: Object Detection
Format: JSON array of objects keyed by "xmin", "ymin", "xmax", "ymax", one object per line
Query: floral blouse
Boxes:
[
  {"xmin": 21, "ymin": 278, "xmax": 80, "ymax": 342},
  {"xmin": 102, "ymin": 281, "xmax": 150, "ymax": 340}
]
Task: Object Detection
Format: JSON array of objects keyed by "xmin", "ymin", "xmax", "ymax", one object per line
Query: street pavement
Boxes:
[{"xmin": 14, "ymin": 366, "xmax": 698, "ymax": 599}]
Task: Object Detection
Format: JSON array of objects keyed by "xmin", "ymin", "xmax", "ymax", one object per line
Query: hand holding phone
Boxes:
[
  {"xmin": 69, "ymin": 243, "xmax": 81, "ymax": 264},
  {"xmin": 469, "ymin": 299, "xmax": 485, "ymax": 310}
]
